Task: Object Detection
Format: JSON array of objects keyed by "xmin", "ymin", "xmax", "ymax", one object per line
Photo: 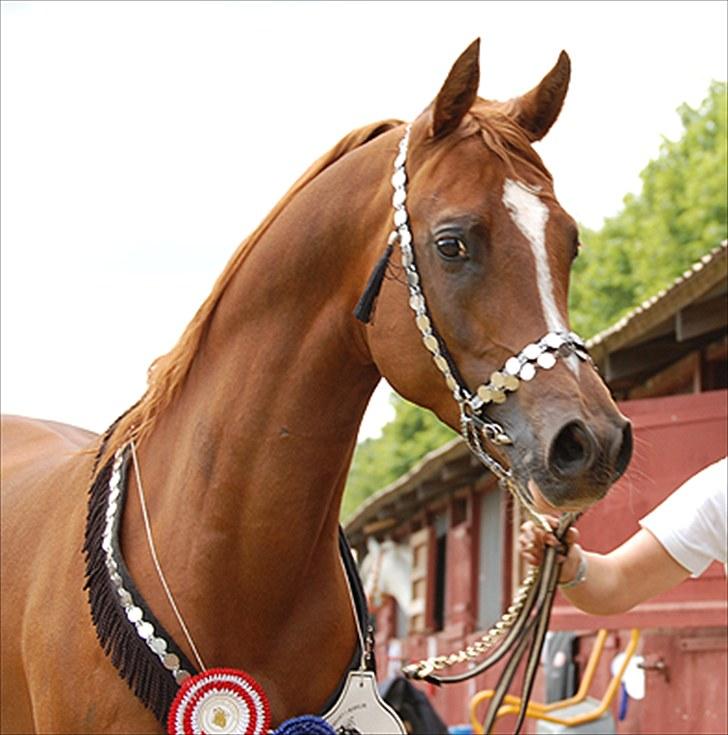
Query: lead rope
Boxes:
[
  {"xmin": 401, "ymin": 501, "xmax": 573, "ymax": 683},
  {"xmin": 403, "ymin": 515, "xmax": 573, "ymax": 735},
  {"xmin": 401, "ymin": 415, "xmax": 572, "ymax": 682}
]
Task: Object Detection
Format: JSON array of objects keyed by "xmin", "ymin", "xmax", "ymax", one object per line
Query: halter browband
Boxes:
[{"xmin": 386, "ymin": 123, "xmax": 593, "ymax": 510}]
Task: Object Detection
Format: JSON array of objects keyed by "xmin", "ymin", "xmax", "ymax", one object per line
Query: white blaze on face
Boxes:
[{"xmin": 502, "ymin": 178, "xmax": 578, "ymax": 376}]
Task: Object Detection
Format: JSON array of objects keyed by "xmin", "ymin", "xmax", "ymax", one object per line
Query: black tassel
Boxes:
[{"xmin": 353, "ymin": 233, "xmax": 398, "ymax": 324}]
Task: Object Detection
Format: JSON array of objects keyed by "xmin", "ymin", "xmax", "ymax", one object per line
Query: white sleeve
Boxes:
[{"xmin": 639, "ymin": 458, "xmax": 727, "ymax": 578}]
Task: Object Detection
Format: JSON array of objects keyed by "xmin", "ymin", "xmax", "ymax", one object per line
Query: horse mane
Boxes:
[{"xmin": 97, "ymin": 118, "xmax": 403, "ymax": 470}]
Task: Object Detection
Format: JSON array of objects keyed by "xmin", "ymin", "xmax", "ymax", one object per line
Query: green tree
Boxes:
[
  {"xmin": 341, "ymin": 394, "xmax": 455, "ymax": 520},
  {"xmin": 570, "ymin": 81, "xmax": 727, "ymax": 337}
]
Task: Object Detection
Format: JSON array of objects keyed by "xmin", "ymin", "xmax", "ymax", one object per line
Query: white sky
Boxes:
[{"xmin": 2, "ymin": 0, "xmax": 726, "ymax": 440}]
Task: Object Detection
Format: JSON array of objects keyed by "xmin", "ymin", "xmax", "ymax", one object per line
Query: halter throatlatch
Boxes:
[{"xmin": 366, "ymin": 124, "xmax": 596, "ymax": 732}]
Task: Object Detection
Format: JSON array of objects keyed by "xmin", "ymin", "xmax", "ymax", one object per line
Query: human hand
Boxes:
[{"xmin": 518, "ymin": 516, "xmax": 582, "ymax": 584}]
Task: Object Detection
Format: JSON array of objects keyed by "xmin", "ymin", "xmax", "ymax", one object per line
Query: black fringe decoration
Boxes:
[
  {"xmin": 83, "ymin": 430, "xmax": 373, "ymax": 726},
  {"xmin": 353, "ymin": 240, "xmax": 395, "ymax": 324},
  {"xmin": 83, "ymin": 444, "xmax": 197, "ymax": 725}
]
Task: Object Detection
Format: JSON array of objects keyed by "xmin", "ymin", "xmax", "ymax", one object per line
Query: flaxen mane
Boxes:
[{"xmin": 97, "ymin": 119, "xmax": 402, "ymax": 470}]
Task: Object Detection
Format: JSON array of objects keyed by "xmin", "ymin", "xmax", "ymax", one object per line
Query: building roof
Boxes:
[
  {"xmin": 344, "ymin": 436, "xmax": 477, "ymax": 544},
  {"xmin": 587, "ymin": 241, "xmax": 727, "ymax": 390},
  {"xmin": 588, "ymin": 240, "xmax": 726, "ymax": 356}
]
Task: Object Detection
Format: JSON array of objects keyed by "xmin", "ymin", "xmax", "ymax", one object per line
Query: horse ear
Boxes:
[
  {"xmin": 431, "ymin": 38, "xmax": 481, "ymax": 139},
  {"xmin": 506, "ymin": 50, "xmax": 570, "ymax": 141}
]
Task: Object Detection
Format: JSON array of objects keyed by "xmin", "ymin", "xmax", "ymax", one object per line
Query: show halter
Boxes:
[
  {"xmin": 355, "ymin": 123, "xmax": 592, "ymax": 501},
  {"xmin": 355, "ymin": 123, "xmax": 597, "ymax": 733}
]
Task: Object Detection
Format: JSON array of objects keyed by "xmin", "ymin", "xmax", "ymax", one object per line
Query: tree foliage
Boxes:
[
  {"xmin": 569, "ymin": 81, "xmax": 727, "ymax": 336},
  {"xmin": 341, "ymin": 395, "xmax": 455, "ymax": 520},
  {"xmin": 343, "ymin": 82, "xmax": 727, "ymax": 519}
]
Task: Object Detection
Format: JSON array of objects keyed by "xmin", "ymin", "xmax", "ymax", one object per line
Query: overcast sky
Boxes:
[{"xmin": 2, "ymin": 0, "xmax": 726, "ymax": 439}]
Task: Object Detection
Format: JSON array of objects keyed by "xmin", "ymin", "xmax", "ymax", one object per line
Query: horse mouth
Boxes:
[
  {"xmin": 495, "ymin": 445, "xmax": 596, "ymax": 515},
  {"xmin": 527, "ymin": 478, "xmax": 594, "ymax": 515},
  {"xmin": 498, "ymin": 416, "xmax": 632, "ymax": 515}
]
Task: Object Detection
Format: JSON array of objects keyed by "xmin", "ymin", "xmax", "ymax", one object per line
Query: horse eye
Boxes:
[
  {"xmin": 571, "ymin": 235, "xmax": 581, "ymax": 261},
  {"xmin": 436, "ymin": 237, "xmax": 468, "ymax": 260}
]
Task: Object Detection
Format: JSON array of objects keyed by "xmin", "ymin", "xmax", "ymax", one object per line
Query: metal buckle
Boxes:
[{"xmin": 461, "ymin": 400, "xmax": 512, "ymax": 446}]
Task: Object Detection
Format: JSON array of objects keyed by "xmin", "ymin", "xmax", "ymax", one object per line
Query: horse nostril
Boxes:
[
  {"xmin": 614, "ymin": 421, "xmax": 633, "ymax": 479},
  {"xmin": 549, "ymin": 420, "xmax": 596, "ymax": 479}
]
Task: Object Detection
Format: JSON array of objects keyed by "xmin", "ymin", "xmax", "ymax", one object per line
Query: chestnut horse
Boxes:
[{"xmin": 1, "ymin": 40, "xmax": 631, "ymax": 733}]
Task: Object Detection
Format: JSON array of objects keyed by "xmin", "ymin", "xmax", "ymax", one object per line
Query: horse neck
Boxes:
[{"xmin": 122, "ymin": 135, "xmax": 394, "ymax": 668}]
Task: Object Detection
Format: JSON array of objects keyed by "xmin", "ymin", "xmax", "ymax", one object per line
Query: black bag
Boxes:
[{"xmin": 380, "ymin": 676, "xmax": 448, "ymax": 735}]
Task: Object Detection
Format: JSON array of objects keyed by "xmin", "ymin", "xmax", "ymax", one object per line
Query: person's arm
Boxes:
[{"xmin": 519, "ymin": 520, "xmax": 691, "ymax": 615}]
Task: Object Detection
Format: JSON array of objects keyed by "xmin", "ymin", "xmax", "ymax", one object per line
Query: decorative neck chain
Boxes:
[
  {"xmin": 84, "ymin": 444, "xmax": 199, "ymax": 724},
  {"xmin": 103, "ymin": 446, "xmax": 196, "ymax": 686},
  {"xmin": 86, "ymin": 441, "xmax": 373, "ymax": 731}
]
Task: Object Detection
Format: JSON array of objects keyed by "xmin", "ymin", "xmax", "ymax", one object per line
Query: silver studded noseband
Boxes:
[{"xmin": 389, "ymin": 124, "xmax": 593, "ymax": 507}]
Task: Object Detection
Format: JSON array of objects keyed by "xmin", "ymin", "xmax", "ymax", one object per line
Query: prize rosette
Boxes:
[{"xmin": 167, "ymin": 668, "xmax": 271, "ymax": 734}]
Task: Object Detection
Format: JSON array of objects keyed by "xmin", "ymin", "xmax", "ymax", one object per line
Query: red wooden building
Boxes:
[{"xmin": 345, "ymin": 242, "xmax": 727, "ymax": 733}]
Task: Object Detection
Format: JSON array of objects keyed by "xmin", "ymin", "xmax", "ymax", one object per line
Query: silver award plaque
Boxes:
[{"xmin": 323, "ymin": 671, "xmax": 407, "ymax": 734}]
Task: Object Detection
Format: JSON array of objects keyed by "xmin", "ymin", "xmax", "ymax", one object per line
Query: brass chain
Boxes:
[{"xmin": 401, "ymin": 565, "xmax": 539, "ymax": 679}]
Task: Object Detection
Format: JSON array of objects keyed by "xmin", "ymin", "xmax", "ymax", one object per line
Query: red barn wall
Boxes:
[{"xmin": 373, "ymin": 389, "xmax": 727, "ymax": 733}]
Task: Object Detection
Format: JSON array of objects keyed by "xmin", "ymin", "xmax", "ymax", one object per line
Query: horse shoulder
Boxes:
[
  {"xmin": 1, "ymin": 415, "xmax": 101, "ymax": 733},
  {"xmin": 1, "ymin": 415, "xmax": 97, "ymax": 486}
]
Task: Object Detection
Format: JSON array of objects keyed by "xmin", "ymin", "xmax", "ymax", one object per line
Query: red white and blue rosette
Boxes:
[{"xmin": 167, "ymin": 668, "xmax": 271, "ymax": 735}]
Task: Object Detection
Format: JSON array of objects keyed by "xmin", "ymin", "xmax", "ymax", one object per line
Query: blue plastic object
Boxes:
[
  {"xmin": 618, "ymin": 682, "xmax": 629, "ymax": 721},
  {"xmin": 273, "ymin": 715, "xmax": 336, "ymax": 735}
]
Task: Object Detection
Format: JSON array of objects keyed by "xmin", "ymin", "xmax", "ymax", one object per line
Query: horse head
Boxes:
[{"xmin": 363, "ymin": 40, "xmax": 632, "ymax": 512}]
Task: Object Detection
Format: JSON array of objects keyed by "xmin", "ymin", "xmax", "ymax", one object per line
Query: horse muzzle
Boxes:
[{"xmin": 527, "ymin": 416, "xmax": 633, "ymax": 511}]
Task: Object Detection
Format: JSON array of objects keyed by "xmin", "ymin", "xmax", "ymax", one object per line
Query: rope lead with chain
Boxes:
[
  {"xmin": 401, "ymin": 565, "xmax": 539, "ymax": 680},
  {"xmin": 401, "ymin": 421, "xmax": 575, "ymax": 684}
]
